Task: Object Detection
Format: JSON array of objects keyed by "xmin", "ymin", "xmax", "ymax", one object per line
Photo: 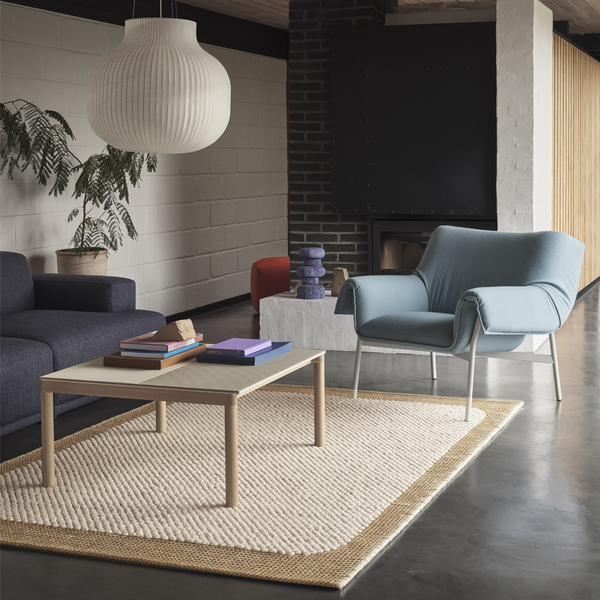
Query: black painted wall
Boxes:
[{"xmin": 331, "ymin": 23, "xmax": 497, "ymax": 219}]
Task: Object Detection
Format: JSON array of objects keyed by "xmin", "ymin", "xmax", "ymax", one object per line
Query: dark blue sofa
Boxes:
[{"xmin": 0, "ymin": 251, "xmax": 166, "ymax": 436}]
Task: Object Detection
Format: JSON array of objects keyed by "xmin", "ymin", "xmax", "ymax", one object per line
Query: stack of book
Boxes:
[
  {"xmin": 196, "ymin": 338, "xmax": 291, "ymax": 365},
  {"xmin": 104, "ymin": 332, "xmax": 205, "ymax": 369}
]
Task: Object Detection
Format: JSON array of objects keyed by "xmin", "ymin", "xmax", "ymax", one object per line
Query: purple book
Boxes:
[{"xmin": 206, "ymin": 338, "xmax": 272, "ymax": 356}]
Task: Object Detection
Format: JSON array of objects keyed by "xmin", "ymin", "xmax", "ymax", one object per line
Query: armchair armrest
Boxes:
[
  {"xmin": 32, "ymin": 273, "xmax": 136, "ymax": 313},
  {"xmin": 335, "ymin": 275, "xmax": 429, "ymax": 331},
  {"xmin": 460, "ymin": 285, "xmax": 561, "ymax": 335}
]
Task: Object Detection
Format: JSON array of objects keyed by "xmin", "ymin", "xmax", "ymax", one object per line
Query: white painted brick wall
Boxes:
[
  {"xmin": 1, "ymin": 41, "xmax": 41, "ymax": 77},
  {"xmin": 179, "ymin": 255, "xmax": 211, "ymax": 285},
  {"xmin": 211, "ymin": 250, "xmax": 238, "ymax": 278},
  {"xmin": 224, "ymin": 224, "xmax": 252, "ymax": 250},
  {"xmin": 179, "ymin": 150, "xmax": 210, "ymax": 175},
  {"xmin": 0, "ymin": 2, "xmax": 288, "ymax": 317},
  {"xmin": 496, "ymin": 0, "xmax": 553, "ymax": 235},
  {"xmin": 210, "ymin": 149, "xmax": 237, "ymax": 174}
]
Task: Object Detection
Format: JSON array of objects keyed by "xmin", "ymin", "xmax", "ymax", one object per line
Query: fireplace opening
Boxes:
[
  {"xmin": 380, "ymin": 232, "xmax": 431, "ymax": 275},
  {"xmin": 369, "ymin": 218, "xmax": 497, "ymax": 275}
]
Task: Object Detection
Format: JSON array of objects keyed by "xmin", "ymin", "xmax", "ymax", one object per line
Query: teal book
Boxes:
[{"xmin": 120, "ymin": 342, "xmax": 200, "ymax": 359}]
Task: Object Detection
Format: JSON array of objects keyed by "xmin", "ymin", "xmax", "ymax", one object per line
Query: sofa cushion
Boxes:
[
  {"xmin": 0, "ymin": 337, "xmax": 54, "ymax": 435},
  {"xmin": 0, "ymin": 252, "xmax": 35, "ymax": 315},
  {"xmin": 1, "ymin": 309, "xmax": 166, "ymax": 372}
]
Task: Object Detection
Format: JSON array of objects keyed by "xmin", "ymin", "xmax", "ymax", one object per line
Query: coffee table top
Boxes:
[{"xmin": 41, "ymin": 349, "xmax": 325, "ymax": 396}]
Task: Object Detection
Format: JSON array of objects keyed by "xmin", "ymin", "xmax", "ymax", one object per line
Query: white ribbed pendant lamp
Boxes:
[{"xmin": 87, "ymin": 14, "xmax": 231, "ymax": 154}]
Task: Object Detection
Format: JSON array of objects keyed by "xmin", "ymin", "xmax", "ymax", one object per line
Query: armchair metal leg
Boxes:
[
  {"xmin": 549, "ymin": 332, "xmax": 562, "ymax": 401},
  {"xmin": 430, "ymin": 352, "xmax": 437, "ymax": 380},
  {"xmin": 465, "ymin": 317, "xmax": 481, "ymax": 422},
  {"xmin": 352, "ymin": 337, "xmax": 362, "ymax": 399}
]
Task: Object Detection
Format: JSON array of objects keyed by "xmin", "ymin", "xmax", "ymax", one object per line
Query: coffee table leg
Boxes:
[
  {"xmin": 225, "ymin": 402, "xmax": 239, "ymax": 508},
  {"xmin": 41, "ymin": 391, "xmax": 55, "ymax": 487},
  {"xmin": 313, "ymin": 355, "xmax": 325, "ymax": 447},
  {"xmin": 156, "ymin": 400, "xmax": 166, "ymax": 433}
]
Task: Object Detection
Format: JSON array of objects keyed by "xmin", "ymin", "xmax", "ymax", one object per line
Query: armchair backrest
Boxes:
[
  {"xmin": 415, "ymin": 226, "xmax": 585, "ymax": 322},
  {"xmin": 0, "ymin": 252, "xmax": 35, "ymax": 315}
]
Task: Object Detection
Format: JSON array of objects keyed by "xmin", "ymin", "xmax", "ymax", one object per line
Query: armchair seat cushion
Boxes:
[
  {"xmin": 1, "ymin": 309, "xmax": 165, "ymax": 372},
  {"xmin": 360, "ymin": 312, "xmax": 455, "ymax": 348}
]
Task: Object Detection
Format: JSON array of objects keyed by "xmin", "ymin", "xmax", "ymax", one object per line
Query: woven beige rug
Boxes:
[{"xmin": 1, "ymin": 385, "xmax": 521, "ymax": 588}]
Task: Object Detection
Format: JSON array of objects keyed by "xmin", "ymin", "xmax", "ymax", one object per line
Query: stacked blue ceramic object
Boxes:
[{"xmin": 297, "ymin": 247, "xmax": 326, "ymax": 299}]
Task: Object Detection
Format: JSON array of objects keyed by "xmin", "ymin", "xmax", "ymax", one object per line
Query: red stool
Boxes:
[{"xmin": 251, "ymin": 256, "xmax": 291, "ymax": 313}]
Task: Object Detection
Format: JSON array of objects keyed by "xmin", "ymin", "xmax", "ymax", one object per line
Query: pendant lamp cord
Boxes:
[{"xmin": 132, "ymin": 0, "xmax": 176, "ymax": 20}]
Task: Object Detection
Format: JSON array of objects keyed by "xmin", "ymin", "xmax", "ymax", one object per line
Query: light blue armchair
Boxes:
[{"xmin": 335, "ymin": 226, "xmax": 585, "ymax": 421}]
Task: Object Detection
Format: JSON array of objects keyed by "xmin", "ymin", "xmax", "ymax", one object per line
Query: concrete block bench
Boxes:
[{"xmin": 259, "ymin": 291, "xmax": 428, "ymax": 354}]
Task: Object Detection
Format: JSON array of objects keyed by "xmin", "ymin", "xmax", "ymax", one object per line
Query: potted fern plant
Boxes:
[{"xmin": 0, "ymin": 99, "xmax": 157, "ymax": 275}]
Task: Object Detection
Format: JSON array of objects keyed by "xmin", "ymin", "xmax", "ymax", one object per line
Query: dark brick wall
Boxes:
[{"xmin": 288, "ymin": 0, "xmax": 395, "ymax": 286}]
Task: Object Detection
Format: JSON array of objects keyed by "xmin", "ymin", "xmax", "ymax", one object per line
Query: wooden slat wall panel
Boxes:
[{"xmin": 553, "ymin": 34, "xmax": 600, "ymax": 291}]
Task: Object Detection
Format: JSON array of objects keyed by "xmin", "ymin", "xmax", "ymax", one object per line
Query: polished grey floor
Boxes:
[{"xmin": 2, "ymin": 285, "xmax": 599, "ymax": 600}]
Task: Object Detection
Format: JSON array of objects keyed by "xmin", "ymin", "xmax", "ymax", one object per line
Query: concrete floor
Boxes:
[{"xmin": 2, "ymin": 284, "xmax": 599, "ymax": 600}]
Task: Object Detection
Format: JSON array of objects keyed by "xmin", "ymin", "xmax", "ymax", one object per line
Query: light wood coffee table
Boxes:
[{"xmin": 40, "ymin": 349, "xmax": 326, "ymax": 507}]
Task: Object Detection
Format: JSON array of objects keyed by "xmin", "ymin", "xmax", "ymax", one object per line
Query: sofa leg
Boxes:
[
  {"xmin": 352, "ymin": 338, "xmax": 362, "ymax": 399},
  {"xmin": 430, "ymin": 352, "xmax": 437, "ymax": 380},
  {"xmin": 465, "ymin": 317, "xmax": 481, "ymax": 422},
  {"xmin": 549, "ymin": 332, "xmax": 562, "ymax": 401}
]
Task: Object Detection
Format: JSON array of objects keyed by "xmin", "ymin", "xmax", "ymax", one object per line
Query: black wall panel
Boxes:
[{"xmin": 331, "ymin": 23, "xmax": 497, "ymax": 217}]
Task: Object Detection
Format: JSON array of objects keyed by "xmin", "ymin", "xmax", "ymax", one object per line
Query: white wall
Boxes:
[
  {"xmin": 496, "ymin": 0, "xmax": 553, "ymax": 233},
  {"xmin": 0, "ymin": 2, "xmax": 288, "ymax": 316}
]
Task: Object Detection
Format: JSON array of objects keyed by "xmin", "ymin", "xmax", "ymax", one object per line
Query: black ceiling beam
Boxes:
[
  {"xmin": 553, "ymin": 21, "xmax": 569, "ymax": 36},
  {"xmin": 583, "ymin": 33, "xmax": 600, "ymax": 53},
  {"xmin": 569, "ymin": 33, "xmax": 585, "ymax": 48},
  {"xmin": 6, "ymin": 0, "xmax": 288, "ymax": 60}
]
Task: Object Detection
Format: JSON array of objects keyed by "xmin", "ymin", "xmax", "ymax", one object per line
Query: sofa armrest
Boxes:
[
  {"xmin": 335, "ymin": 275, "xmax": 429, "ymax": 332},
  {"xmin": 460, "ymin": 285, "xmax": 561, "ymax": 335},
  {"xmin": 32, "ymin": 273, "xmax": 136, "ymax": 313}
]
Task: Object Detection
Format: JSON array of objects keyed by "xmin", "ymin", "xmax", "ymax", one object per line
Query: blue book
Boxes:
[
  {"xmin": 120, "ymin": 342, "xmax": 200, "ymax": 359},
  {"xmin": 196, "ymin": 341, "xmax": 291, "ymax": 366}
]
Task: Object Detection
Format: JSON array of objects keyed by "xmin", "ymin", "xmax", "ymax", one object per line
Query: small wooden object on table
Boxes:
[
  {"xmin": 150, "ymin": 319, "xmax": 196, "ymax": 341},
  {"xmin": 331, "ymin": 267, "xmax": 349, "ymax": 297}
]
